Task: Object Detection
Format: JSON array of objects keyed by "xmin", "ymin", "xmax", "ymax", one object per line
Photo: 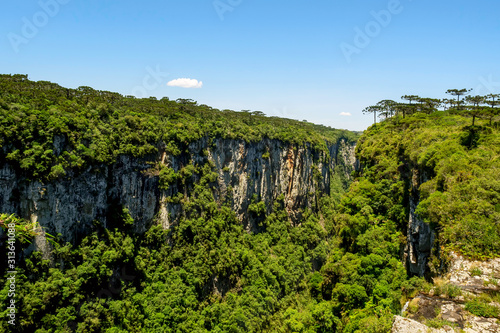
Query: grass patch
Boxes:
[
  {"xmin": 424, "ymin": 318, "xmax": 457, "ymax": 329},
  {"xmin": 432, "ymin": 278, "xmax": 461, "ymax": 298},
  {"xmin": 470, "ymin": 267, "xmax": 483, "ymax": 277},
  {"xmin": 465, "ymin": 300, "xmax": 500, "ymax": 318},
  {"xmin": 408, "ymin": 298, "xmax": 419, "ymax": 314}
]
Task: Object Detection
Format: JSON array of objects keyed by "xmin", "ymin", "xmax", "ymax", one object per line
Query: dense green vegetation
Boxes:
[
  {"xmin": 1, "ymin": 160, "xmax": 411, "ymax": 332},
  {"xmin": 359, "ymin": 105, "xmax": 500, "ymax": 260},
  {"xmin": 1, "ymin": 76, "xmax": 499, "ymax": 332}
]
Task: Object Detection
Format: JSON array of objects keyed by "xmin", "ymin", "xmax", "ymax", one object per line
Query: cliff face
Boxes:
[
  {"xmin": 0, "ymin": 136, "xmax": 357, "ymax": 247},
  {"xmin": 404, "ymin": 166, "xmax": 436, "ymax": 277}
]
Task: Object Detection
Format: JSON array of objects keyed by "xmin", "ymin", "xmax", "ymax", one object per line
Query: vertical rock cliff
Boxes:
[
  {"xmin": 0, "ymin": 136, "xmax": 358, "ymax": 247},
  {"xmin": 404, "ymin": 166, "xmax": 436, "ymax": 277}
]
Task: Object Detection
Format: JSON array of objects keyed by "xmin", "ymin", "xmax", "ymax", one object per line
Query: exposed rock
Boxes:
[
  {"xmin": 403, "ymin": 166, "xmax": 436, "ymax": 277},
  {"xmin": 398, "ymin": 284, "xmax": 500, "ymax": 333},
  {"xmin": 406, "ymin": 196, "xmax": 435, "ymax": 276},
  {"xmin": 440, "ymin": 302, "xmax": 465, "ymax": 325},
  {"xmin": 463, "ymin": 317, "xmax": 500, "ymax": 333},
  {"xmin": 0, "ymin": 136, "xmax": 357, "ymax": 250},
  {"xmin": 392, "ymin": 315, "xmax": 450, "ymax": 333},
  {"xmin": 396, "ymin": 251, "xmax": 500, "ymax": 332},
  {"xmin": 0, "ymin": 155, "xmax": 159, "ymax": 245},
  {"xmin": 448, "ymin": 252, "xmax": 500, "ymax": 291},
  {"xmin": 395, "ymin": 297, "xmax": 500, "ymax": 333}
]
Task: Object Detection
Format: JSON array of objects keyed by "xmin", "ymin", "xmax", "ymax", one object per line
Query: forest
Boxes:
[
  {"xmin": 0, "ymin": 75, "xmax": 499, "ymax": 332},
  {"xmin": 362, "ymin": 89, "xmax": 499, "ymax": 127}
]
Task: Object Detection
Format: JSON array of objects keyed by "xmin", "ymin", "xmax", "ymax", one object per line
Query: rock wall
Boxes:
[
  {"xmin": 404, "ymin": 166, "xmax": 436, "ymax": 277},
  {"xmin": 0, "ymin": 136, "xmax": 357, "ymax": 246}
]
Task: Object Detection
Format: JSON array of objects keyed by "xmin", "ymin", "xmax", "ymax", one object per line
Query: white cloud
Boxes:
[
  {"xmin": 339, "ymin": 112, "xmax": 352, "ymax": 116},
  {"xmin": 167, "ymin": 78, "xmax": 203, "ymax": 88}
]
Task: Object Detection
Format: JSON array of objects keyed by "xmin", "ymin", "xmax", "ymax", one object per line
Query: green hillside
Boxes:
[
  {"xmin": 0, "ymin": 74, "xmax": 355, "ymax": 181},
  {"xmin": 358, "ymin": 112, "xmax": 500, "ymax": 261}
]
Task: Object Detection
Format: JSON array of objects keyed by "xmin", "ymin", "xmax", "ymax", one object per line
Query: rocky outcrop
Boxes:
[
  {"xmin": 448, "ymin": 252, "xmax": 500, "ymax": 290},
  {"xmin": 394, "ymin": 296, "xmax": 500, "ymax": 333},
  {"xmin": 406, "ymin": 195, "xmax": 435, "ymax": 277},
  {"xmin": 393, "ymin": 253, "xmax": 500, "ymax": 333},
  {"xmin": 392, "ymin": 316, "xmax": 440, "ymax": 333},
  {"xmin": 0, "ymin": 136, "xmax": 357, "ymax": 247},
  {"xmin": 404, "ymin": 166, "xmax": 436, "ymax": 277}
]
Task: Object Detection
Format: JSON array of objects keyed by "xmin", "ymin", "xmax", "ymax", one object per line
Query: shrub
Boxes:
[
  {"xmin": 49, "ymin": 164, "xmax": 67, "ymax": 179},
  {"xmin": 159, "ymin": 167, "xmax": 177, "ymax": 190},
  {"xmin": 444, "ymin": 284, "xmax": 461, "ymax": 298}
]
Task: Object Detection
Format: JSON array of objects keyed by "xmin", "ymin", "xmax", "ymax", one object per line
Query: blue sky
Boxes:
[{"xmin": 1, "ymin": 0, "xmax": 499, "ymax": 131}]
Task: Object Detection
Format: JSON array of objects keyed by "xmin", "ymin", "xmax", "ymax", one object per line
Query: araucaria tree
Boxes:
[
  {"xmin": 362, "ymin": 105, "xmax": 382, "ymax": 125},
  {"xmin": 365, "ymin": 89, "xmax": 500, "ymax": 127},
  {"xmin": 446, "ymin": 88, "xmax": 472, "ymax": 109},
  {"xmin": 378, "ymin": 100, "xmax": 398, "ymax": 119},
  {"xmin": 485, "ymin": 94, "xmax": 500, "ymax": 108}
]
